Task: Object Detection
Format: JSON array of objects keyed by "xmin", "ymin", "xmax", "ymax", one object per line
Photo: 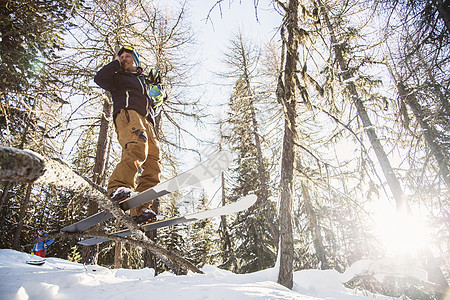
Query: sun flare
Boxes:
[{"xmin": 373, "ymin": 207, "xmax": 430, "ymax": 255}]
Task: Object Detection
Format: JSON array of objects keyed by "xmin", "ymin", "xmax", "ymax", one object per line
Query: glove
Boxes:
[
  {"xmin": 148, "ymin": 68, "xmax": 161, "ymax": 84},
  {"xmin": 43, "ymin": 243, "xmax": 48, "ymax": 249},
  {"xmin": 150, "ymin": 85, "xmax": 164, "ymax": 109},
  {"xmin": 31, "ymin": 252, "xmax": 35, "ymax": 255}
]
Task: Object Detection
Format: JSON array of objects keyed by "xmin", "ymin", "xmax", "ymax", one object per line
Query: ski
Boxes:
[
  {"xmin": 78, "ymin": 194, "xmax": 257, "ymax": 246},
  {"xmin": 26, "ymin": 259, "xmax": 45, "ymax": 266},
  {"xmin": 61, "ymin": 151, "xmax": 232, "ymax": 233}
]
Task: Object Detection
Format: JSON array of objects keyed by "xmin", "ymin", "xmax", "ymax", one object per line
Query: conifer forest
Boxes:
[{"xmin": 0, "ymin": 0, "xmax": 448, "ymax": 298}]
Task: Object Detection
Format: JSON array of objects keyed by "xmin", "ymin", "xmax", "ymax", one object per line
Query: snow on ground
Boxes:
[{"xmin": 0, "ymin": 249, "xmax": 392, "ymax": 300}]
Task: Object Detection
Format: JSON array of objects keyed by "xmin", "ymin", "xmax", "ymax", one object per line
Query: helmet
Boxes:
[{"xmin": 118, "ymin": 46, "xmax": 140, "ymax": 68}]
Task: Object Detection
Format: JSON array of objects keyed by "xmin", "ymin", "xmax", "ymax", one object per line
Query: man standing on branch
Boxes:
[{"xmin": 94, "ymin": 46, "xmax": 165, "ymax": 223}]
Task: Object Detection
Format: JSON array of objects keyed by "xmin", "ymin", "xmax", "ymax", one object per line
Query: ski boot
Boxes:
[
  {"xmin": 133, "ymin": 209, "xmax": 157, "ymax": 224},
  {"xmin": 110, "ymin": 187, "xmax": 137, "ymax": 202}
]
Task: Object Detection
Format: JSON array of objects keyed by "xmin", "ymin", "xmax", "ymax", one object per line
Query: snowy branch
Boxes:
[{"xmin": 0, "ymin": 147, "xmax": 46, "ymax": 182}]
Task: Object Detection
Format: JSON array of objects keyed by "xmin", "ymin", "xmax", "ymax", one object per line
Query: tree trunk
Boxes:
[
  {"xmin": 249, "ymin": 98, "xmax": 279, "ymax": 245},
  {"xmin": 396, "ymin": 81, "xmax": 450, "ymax": 186},
  {"xmin": 143, "ymin": 198, "xmax": 159, "ymax": 271},
  {"xmin": 320, "ymin": 2, "xmax": 408, "ymax": 210},
  {"xmin": 217, "ymin": 126, "xmax": 238, "ymax": 271},
  {"xmin": 114, "ymin": 232, "xmax": 123, "ymax": 268},
  {"xmin": 12, "ymin": 184, "xmax": 32, "ymax": 250},
  {"xmin": 352, "ymin": 90, "xmax": 409, "ymax": 208},
  {"xmin": 433, "ymin": 0, "xmax": 450, "ymax": 33},
  {"xmin": 0, "ymin": 149, "xmax": 44, "ymax": 244},
  {"xmin": 277, "ymin": 0, "xmax": 300, "ymax": 289},
  {"xmin": 82, "ymin": 96, "xmax": 112, "ymax": 265},
  {"xmin": 249, "ymin": 96, "xmax": 269, "ymax": 203},
  {"xmin": 0, "ymin": 181, "xmax": 13, "ymax": 223},
  {"xmin": 278, "ymin": 116, "xmax": 296, "ymax": 289},
  {"xmin": 220, "ymin": 167, "xmax": 239, "ymax": 271},
  {"xmin": 301, "ymin": 182, "xmax": 329, "ymax": 269},
  {"xmin": 387, "ymin": 44, "xmax": 449, "ymax": 187},
  {"xmin": 0, "ymin": 147, "xmax": 46, "ymax": 182},
  {"xmin": 92, "ymin": 97, "xmax": 112, "ymax": 187},
  {"xmin": 241, "ymin": 67, "xmax": 278, "ymax": 250}
]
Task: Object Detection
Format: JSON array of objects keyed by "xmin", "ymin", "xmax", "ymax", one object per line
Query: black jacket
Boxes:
[{"xmin": 94, "ymin": 60, "xmax": 159, "ymax": 125}]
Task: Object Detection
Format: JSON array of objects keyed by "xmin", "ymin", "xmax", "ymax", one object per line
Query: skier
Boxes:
[
  {"xmin": 31, "ymin": 229, "xmax": 54, "ymax": 258},
  {"xmin": 94, "ymin": 46, "xmax": 165, "ymax": 223}
]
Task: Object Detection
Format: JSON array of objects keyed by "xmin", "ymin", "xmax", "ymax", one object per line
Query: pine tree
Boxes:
[
  {"xmin": 156, "ymin": 196, "xmax": 186, "ymax": 272},
  {"xmin": 0, "ymin": 0, "xmax": 82, "ymax": 145},
  {"xmin": 220, "ymin": 30, "xmax": 278, "ymax": 273},
  {"xmin": 185, "ymin": 193, "xmax": 217, "ymax": 268}
]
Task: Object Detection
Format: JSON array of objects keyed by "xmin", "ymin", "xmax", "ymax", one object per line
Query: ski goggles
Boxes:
[
  {"xmin": 119, "ymin": 46, "xmax": 136, "ymax": 54},
  {"xmin": 38, "ymin": 230, "xmax": 44, "ymax": 234}
]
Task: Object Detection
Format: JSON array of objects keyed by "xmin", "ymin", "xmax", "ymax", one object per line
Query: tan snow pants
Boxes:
[{"xmin": 107, "ymin": 109, "xmax": 161, "ymax": 217}]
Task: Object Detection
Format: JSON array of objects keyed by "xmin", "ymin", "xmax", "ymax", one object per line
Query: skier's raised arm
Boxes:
[{"xmin": 93, "ymin": 59, "xmax": 120, "ymax": 92}]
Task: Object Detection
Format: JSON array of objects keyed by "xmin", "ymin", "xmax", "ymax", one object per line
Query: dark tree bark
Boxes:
[
  {"xmin": 12, "ymin": 184, "xmax": 32, "ymax": 250},
  {"xmin": 276, "ymin": 0, "xmax": 300, "ymax": 289},
  {"xmin": 249, "ymin": 95, "xmax": 278, "ymax": 245},
  {"xmin": 114, "ymin": 229, "xmax": 123, "ymax": 269},
  {"xmin": 0, "ymin": 181, "xmax": 13, "ymax": 220},
  {"xmin": 220, "ymin": 167, "xmax": 239, "ymax": 271},
  {"xmin": 432, "ymin": 0, "xmax": 450, "ymax": 33},
  {"xmin": 217, "ymin": 127, "xmax": 238, "ymax": 271},
  {"xmin": 301, "ymin": 182, "xmax": 329, "ymax": 269},
  {"xmin": 396, "ymin": 81, "xmax": 450, "ymax": 187},
  {"xmin": 143, "ymin": 198, "xmax": 159, "ymax": 271},
  {"xmin": 82, "ymin": 96, "xmax": 112, "ymax": 265},
  {"xmin": 320, "ymin": 0, "xmax": 408, "ymax": 210}
]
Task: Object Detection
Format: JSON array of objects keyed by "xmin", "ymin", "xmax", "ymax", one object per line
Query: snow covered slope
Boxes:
[{"xmin": 0, "ymin": 249, "xmax": 392, "ymax": 299}]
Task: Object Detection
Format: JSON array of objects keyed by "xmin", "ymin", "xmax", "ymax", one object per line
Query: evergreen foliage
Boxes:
[
  {"xmin": 184, "ymin": 193, "xmax": 217, "ymax": 268},
  {"xmin": 0, "ymin": 0, "xmax": 82, "ymax": 145},
  {"xmin": 156, "ymin": 196, "xmax": 186, "ymax": 272},
  {"xmin": 222, "ymin": 32, "xmax": 278, "ymax": 273}
]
